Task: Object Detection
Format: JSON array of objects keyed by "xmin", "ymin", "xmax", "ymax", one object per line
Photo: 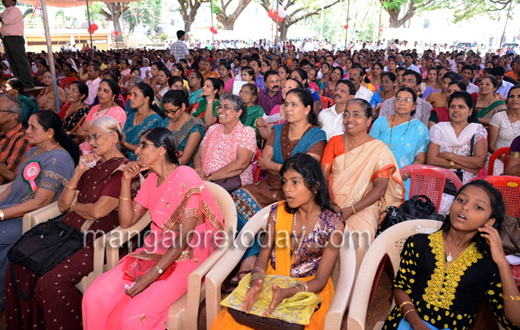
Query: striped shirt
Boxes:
[
  {"xmin": 0, "ymin": 123, "xmax": 30, "ymax": 184},
  {"xmin": 258, "ymin": 88, "xmax": 283, "ymax": 116}
]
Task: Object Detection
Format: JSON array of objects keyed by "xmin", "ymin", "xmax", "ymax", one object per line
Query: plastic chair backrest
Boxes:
[
  {"xmin": 60, "ymin": 77, "xmax": 79, "ymax": 89},
  {"xmin": 484, "ymin": 175, "xmax": 520, "ymax": 218},
  {"xmin": 321, "ymin": 96, "xmax": 335, "ymax": 110},
  {"xmin": 347, "ymin": 220, "xmax": 442, "ymax": 330},
  {"xmin": 253, "ymin": 147, "xmax": 262, "ymax": 183},
  {"xmin": 401, "ymin": 165, "xmax": 463, "ymax": 213},
  {"xmin": 488, "ymin": 147, "xmax": 510, "ymax": 175}
]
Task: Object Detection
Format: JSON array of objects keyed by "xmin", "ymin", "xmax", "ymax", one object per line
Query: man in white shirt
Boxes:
[
  {"xmin": 85, "ymin": 64, "xmax": 101, "ymax": 106},
  {"xmin": 494, "ymin": 67, "xmax": 514, "ymax": 99},
  {"xmin": 461, "ymin": 65, "xmax": 479, "ymax": 94},
  {"xmin": 140, "ymin": 58, "xmax": 151, "ymax": 79},
  {"xmin": 318, "ymin": 80, "xmax": 356, "ymax": 141},
  {"xmin": 379, "ymin": 69, "xmax": 433, "ymax": 126},
  {"xmin": 349, "ymin": 64, "xmax": 372, "ymax": 103},
  {"xmin": 403, "ymin": 53, "xmax": 421, "ymax": 74}
]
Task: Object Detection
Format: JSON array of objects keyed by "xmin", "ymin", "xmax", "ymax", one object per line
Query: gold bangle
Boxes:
[
  {"xmin": 66, "ymin": 184, "xmax": 77, "ymax": 191},
  {"xmin": 351, "ymin": 205, "xmax": 356, "ymax": 215},
  {"xmin": 399, "ymin": 301, "xmax": 414, "ymax": 311},
  {"xmin": 194, "ymin": 168, "xmax": 202, "ymax": 172},
  {"xmin": 119, "ymin": 196, "xmax": 132, "ymax": 202},
  {"xmin": 70, "ymin": 201, "xmax": 77, "ymax": 212},
  {"xmin": 402, "ymin": 308, "xmax": 417, "ymax": 319},
  {"xmin": 450, "ymin": 161, "xmax": 455, "ymax": 169},
  {"xmin": 0, "ymin": 209, "xmax": 4, "ymax": 221},
  {"xmin": 501, "ymin": 294, "xmax": 520, "ymax": 301},
  {"xmin": 449, "ymin": 152, "xmax": 453, "ymax": 161}
]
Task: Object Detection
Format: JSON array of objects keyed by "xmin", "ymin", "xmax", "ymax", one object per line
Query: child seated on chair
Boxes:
[{"xmin": 384, "ymin": 180, "xmax": 520, "ymax": 330}]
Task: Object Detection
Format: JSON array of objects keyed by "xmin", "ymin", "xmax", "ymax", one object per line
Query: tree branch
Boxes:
[{"xmin": 287, "ymin": 0, "xmax": 342, "ymax": 26}]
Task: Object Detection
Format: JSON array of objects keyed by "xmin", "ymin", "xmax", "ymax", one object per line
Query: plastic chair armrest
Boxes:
[
  {"xmin": 105, "ymin": 213, "xmax": 152, "ymax": 270},
  {"xmin": 22, "ymin": 201, "xmax": 62, "ymax": 234}
]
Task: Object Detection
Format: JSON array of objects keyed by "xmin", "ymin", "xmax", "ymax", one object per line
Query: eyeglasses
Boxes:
[
  {"xmin": 343, "ymin": 111, "xmax": 364, "ymax": 118},
  {"xmin": 216, "ymin": 105, "xmax": 235, "ymax": 112},
  {"xmin": 395, "ymin": 96, "xmax": 414, "ymax": 104},
  {"xmin": 85, "ymin": 131, "xmax": 114, "ymax": 142},
  {"xmin": 136, "ymin": 142, "xmax": 155, "ymax": 150},
  {"xmin": 239, "ymin": 90, "xmax": 251, "ymax": 96},
  {"xmin": 164, "ymin": 106, "xmax": 182, "ymax": 115}
]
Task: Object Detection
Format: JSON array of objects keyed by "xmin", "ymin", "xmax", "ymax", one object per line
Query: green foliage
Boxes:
[
  {"xmin": 121, "ymin": 0, "xmax": 163, "ymax": 33},
  {"xmin": 427, "ymin": 0, "xmax": 517, "ymax": 23},
  {"xmin": 160, "ymin": 33, "xmax": 169, "ymax": 42}
]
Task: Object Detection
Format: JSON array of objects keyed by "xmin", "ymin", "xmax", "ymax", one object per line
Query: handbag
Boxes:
[
  {"xmin": 377, "ymin": 195, "xmax": 444, "ymax": 235},
  {"xmin": 212, "ymin": 175, "xmax": 242, "ymax": 194},
  {"xmin": 501, "ymin": 216, "xmax": 520, "ymax": 256},
  {"xmin": 221, "ymin": 273, "xmax": 322, "ymax": 330},
  {"xmin": 7, "ymin": 221, "xmax": 85, "ymax": 301}
]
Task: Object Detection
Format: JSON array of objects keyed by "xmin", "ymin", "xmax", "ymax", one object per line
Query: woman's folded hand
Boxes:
[{"xmin": 241, "ymin": 279, "xmax": 263, "ymax": 313}]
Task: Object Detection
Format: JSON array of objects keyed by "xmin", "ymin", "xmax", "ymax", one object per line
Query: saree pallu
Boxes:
[
  {"xmin": 36, "ymin": 87, "xmax": 66, "ymax": 112},
  {"xmin": 123, "ymin": 112, "xmax": 162, "ymax": 160},
  {"xmin": 232, "ymin": 124, "xmax": 327, "ymax": 259},
  {"xmin": 61, "ymin": 105, "xmax": 90, "ymax": 134},
  {"xmin": 210, "ymin": 202, "xmax": 338, "ymax": 330},
  {"xmin": 241, "ymin": 105, "xmax": 265, "ymax": 145},
  {"xmin": 329, "ymin": 140, "xmax": 404, "ymax": 270},
  {"xmin": 82, "ymin": 166, "xmax": 224, "ymax": 330},
  {"xmin": 189, "ymin": 88, "xmax": 204, "ymax": 105},
  {"xmin": 162, "ymin": 116, "xmax": 206, "ymax": 167},
  {"xmin": 192, "ymin": 97, "xmax": 221, "ymax": 124},
  {"xmin": 476, "ymin": 100, "xmax": 507, "ymax": 120},
  {"xmin": 5, "ymin": 157, "xmax": 138, "ymax": 330}
]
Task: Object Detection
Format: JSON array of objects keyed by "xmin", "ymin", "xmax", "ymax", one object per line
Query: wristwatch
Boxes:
[{"xmin": 154, "ymin": 264, "xmax": 163, "ymax": 274}]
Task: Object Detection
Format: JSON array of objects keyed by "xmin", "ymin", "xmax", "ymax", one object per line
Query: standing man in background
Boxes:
[
  {"xmin": 0, "ymin": 0, "xmax": 34, "ymax": 89},
  {"xmin": 170, "ymin": 30, "xmax": 189, "ymax": 63}
]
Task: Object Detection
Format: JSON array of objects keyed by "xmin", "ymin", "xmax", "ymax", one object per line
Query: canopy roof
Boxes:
[{"xmin": 18, "ymin": 0, "xmax": 140, "ymax": 8}]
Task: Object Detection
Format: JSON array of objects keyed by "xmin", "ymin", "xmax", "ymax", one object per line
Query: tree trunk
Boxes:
[
  {"xmin": 217, "ymin": 14, "xmax": 235, "ymax": 30},
  {"xmin": 279, "ymin": 22, "xmax": 289, "ymax": 41},
  {"xmin": 388, "ymin": 8, "xmax": 399, "ymax": 28}
]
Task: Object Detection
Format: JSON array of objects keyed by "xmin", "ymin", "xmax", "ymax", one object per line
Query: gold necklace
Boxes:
[
  {"xmin": 157, "ymin": 164, "xmax": 177, "ymax": 187},
  {"xmin": 293, "ymin": 209, "xmax": 321, "ymax": 231},
  {"xmin": 289, "ymin": 124, "xmax": 310, "ymax": 141},
  {"xmin": 34, "ymin": 141, "xmax": 59, "ymax": 157}
]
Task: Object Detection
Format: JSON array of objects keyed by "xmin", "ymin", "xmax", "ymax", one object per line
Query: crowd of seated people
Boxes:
[{"xmin": 0, "ymin": 34, "xmax": 518, "ymax": 329}]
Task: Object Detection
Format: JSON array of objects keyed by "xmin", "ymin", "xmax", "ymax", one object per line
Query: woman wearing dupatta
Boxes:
[
  {"xmin": 122, "ymin": 83, "xmax": 162, "ymax": 161},
  {"xmin": 239, "ymin": 83, "xmax": 265, "ymax": 144},
  {"xmin": 231, "ymin": 88, "xmax": 327, "ymax": 281},
  {"xmin": 473, "ymin": 75, "xmax": 507, "ymax": 127},
  {"xmin": 161, "ymin": 90, "xmax": 205, "ymax": 167},
  {"xmin": 0, "ymin": 111, "xmax": 77, "ymax": 313},
  {"xmin": 5, "ymin": 116, "xmax": 139, "ymax": 330},
  {"xmin": 59, "ymin": 81, "xmax": 90, "ymax": 134},
  {"xmin": 82, "ymin": 127, "xmax": 224, "ymax": 330},
  {"xmin": 188, "ymin": 70, "xmax": 204, "ymax": 107},
  {"xmin": 211, "ymin": 153, "xmax": 345, "ymax": 330},
  {"xmin": 369, "ymin": 88, "xmax": 429, "ymax": 200},
  {"xmin": 322, "ymin": 99, "xmax": 404, "ymax": 270},
  {"xmin": 191, "ymin": 78, "xmax": 221, "ymax": 126}
]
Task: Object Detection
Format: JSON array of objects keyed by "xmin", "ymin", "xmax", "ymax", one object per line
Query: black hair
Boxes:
[
  {"xmin": 346, "ymin": 98, "xmax": 372, "ymax": 118},
  {"xmin": 162, "ymin": 89, "xmax": 189, "ymax": 108},
  {"xmin": 242, "ymin": 83, "xmax": 259, "ymax": 104},
  {"xmin": 132, "ymin": 82, "xmax": 155, "ymax": 108},
  {"xmin": 448, "ymin": 91, "xmax": 474, "ymax": 112},
  {"xmin": 171, "ymin": 63, "xmax": 187, "ymax": 80},
  {"xmin": 152, "ymin": 61, "xmax": 166, "ymax": 71},
  {"xmin": 491, "ymin": 67, "xmax": 506, "ymax": 77},
  {"xmin": 63, "ymin": 62, "xmax": 77, "ymax": 74},
  {"xmin": 481, "ymin": 75, "xmax": 499, "ymax": 89},
  {"xmin": 403, "ymin": 69, "xmax": 422, "ymax": 85},
  {"xmin": 440, "ymin": 180, "xmax": 505, "ymax": 253},
  {"xmin": 261, "ymin": 59, "xmax": 271, "ymax": 69},
  {"xmin": 279, "ymin": 153, "xmax": 340, "ymax": 215},
  {"xmin": 278, "ymin": 65, "xmax": 290, "ymax": 76},
  {"xmin": 443, "ymin": 71, "xmax": 460, "ymax": 83},
  {"xmin": 263, "ymin": 70, "xmax": 279, "ymax": 84},
  {"xmin": 331, "ymin": 66, "xmax": 344, "ymax": 79},
  {"xmin": 299, "ymin": 59, "xmax": 310, "ymax": 67},
  {"xmin": 158, "ymin": 67, "xmax": 172, "ymax": 78},
  {"xmin": 6, "ymin": 77, "xmax": 25, "ymax": 95},
  {"xmin": 130, "ymin": 68, "xmax": 141, "ymax": 76},
  {"xmin": 381, "ymin": 71, "xmax": 397, "ymax": 82},
  {"xmin": 176, "ymin": 30, "xmax": 185, "ymax": 39},
  {"xmin": 448, "ymin": 80, "xmax": 467, "ymax": 91},
  {"xmin": 103, "ymin": 69, "xmax": 120, "ymax": 82},
  {"xmin": 205, "ymin": 77, "xmax": 221, "ymax": 100},
  {"xmin": 32, "ymin": 111, "xmax": 79, "ymax": 165},
  {"xmin": 461, "ymin": 65, "xmax": 474, "ymax": 73},
  {"xmin": 507, "ymin": 84, "xmax": 520, "ymax": 100},
  {"xmin": 396, "ymin": 86, "xmax": 418, "ymax": 116},
  {"xmin": 336, "ymin": 79, "xmax": 356, "ymax": 96},
  {"xmin": 284, "ymin": 78, "xmax": 304, "ymax": 89},
  {"xmin": 167, "ymin": 75, "xmax": 184, "ymax": 88},
  {"xmin": 291, "ymin": 68, "xmax": 309, "ymax": 88},
  {"xmin": 286, "ymin": 88, "xmax": 318, "ymax": 125},
  {"xmin": 351, "ymin": 63, "xmax": 366, "ymax": 77},
  {"xmin": 142, "ymin": 127, "xmax": 179, "ymax": 165},
  {"xmin": 70, "ymin": 81, "xmax": 89, "ymax": 102},
  {"xmin": 241, "ymin": 66, "xmax": 255, "ymax": 79},
  {"xmin": 99, "ymin": 79, "xmax": 120, "ymax": 101}
]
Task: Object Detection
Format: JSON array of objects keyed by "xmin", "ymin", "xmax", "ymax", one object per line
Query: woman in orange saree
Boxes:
[
  {"xmin": 211, "ymin": 153, "xmax": 344, "ymax": 330},
  {"xmin": 321, "ymin": 99, "xmax": 404, "ymax": 271}
]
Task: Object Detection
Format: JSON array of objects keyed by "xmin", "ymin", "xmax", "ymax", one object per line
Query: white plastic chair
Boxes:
[
  {"xmin": 204, "ymin": 203, "xmax": 357, "ymax": 330},
  {"xmin": 103, "ymin": 181, "xmax": 237, "ymax": 330},
  {"xmin": 0, "ymin": 182, "xmax": 12, "ymax": 194},
  {"xmin": 347, "ymin": 220, "xmax": 442, "ymax": 330}
]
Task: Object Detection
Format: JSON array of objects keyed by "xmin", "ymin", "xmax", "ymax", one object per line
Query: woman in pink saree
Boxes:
[{"xmin": 82, "ymin": 127, "xmax": 224, "ymax": 329}]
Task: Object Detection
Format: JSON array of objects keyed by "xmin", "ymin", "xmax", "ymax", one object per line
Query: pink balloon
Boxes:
[{"xmin": 268, "ymin": 9, "xmax": 277, "ymax": 19}]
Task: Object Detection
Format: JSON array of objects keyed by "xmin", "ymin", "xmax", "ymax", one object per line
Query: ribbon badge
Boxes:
[{"xmin": 22, "ymin": 161, "xmax": 41, "ymax": 193}]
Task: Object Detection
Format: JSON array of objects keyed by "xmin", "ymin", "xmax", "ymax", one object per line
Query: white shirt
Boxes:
[
  {"xmin": 140, "ymin": 66, "xmax": 150, "ymax": 79},
  {"xmin": 466, "ymin": 82, "xmax": 479, "ymax": 94},
  {"xmin": 318, "ymin": 105, "xmax": 345, "ymax": 141},
  {"xmin": 404, "ymin": 63, "xmax": 421, "ymax": 74},
  {"xmin": 85, "ymin": 77, "xmax": 101, "ymax": 106},
  {"xmin": 497, "ymin": 80, "xmax": 514, "ymax": 99},
  {"xmin": 355, "ymin": 85, "xmax": 373, "ymax": 103}
]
